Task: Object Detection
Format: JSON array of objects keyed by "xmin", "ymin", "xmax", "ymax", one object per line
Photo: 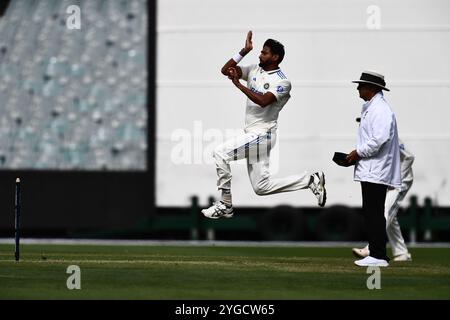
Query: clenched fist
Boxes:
[{"xmin": 227, "ymin": 67, "xmax": 237, "ymax": 78}]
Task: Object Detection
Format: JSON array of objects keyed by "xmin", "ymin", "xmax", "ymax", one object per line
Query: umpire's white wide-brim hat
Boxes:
[{"xmin": 352, "ymin": 70, "xmax": 390, "ymax": 91}]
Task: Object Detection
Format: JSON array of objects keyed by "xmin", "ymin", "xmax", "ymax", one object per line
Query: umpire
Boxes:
[{"xmin": 346, "ymin": 70, "xmax": 401, "ymax": 267}]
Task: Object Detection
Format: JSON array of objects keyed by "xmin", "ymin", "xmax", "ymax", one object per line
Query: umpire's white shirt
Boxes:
[
  {"xmin": 354, "ymin": 92, "xmax": 401, "ymax": 188},
  {"xmin": 240, "ymin": 64, "xmax": 291, "ymax": 133}
]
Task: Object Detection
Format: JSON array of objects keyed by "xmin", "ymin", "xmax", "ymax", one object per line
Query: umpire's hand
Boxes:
[{"xmin": 346, "ymin": 149, "xmax": 360, "ymax": 165}]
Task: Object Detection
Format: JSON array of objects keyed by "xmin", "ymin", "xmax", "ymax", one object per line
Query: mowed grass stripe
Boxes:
[{"xmin": 0, "ymin": 244, "xmax": 449, "ymax": 299}]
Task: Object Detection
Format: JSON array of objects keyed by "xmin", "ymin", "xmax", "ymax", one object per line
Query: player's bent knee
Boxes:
[
  {"xmin": 254, "ymin": 188, "xmax": 269, "ymax": 196},
  {"xmin": 252, "ymin": 183, "xmax": 270, "ymax": 196}
]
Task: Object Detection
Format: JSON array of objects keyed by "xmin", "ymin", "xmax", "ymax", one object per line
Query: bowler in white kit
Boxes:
[{"xmin": 202, "ymin": 31, "xmax": 327, "ymax": 219}]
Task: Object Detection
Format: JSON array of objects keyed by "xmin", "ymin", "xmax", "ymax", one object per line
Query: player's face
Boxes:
[{"xmin": 259, "ymin": 46, "xmax": 276, "ymax": 68}]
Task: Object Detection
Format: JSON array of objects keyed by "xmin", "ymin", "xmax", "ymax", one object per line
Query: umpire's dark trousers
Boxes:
[{"xmin": 361, "ymin": 182, "xmax": 389, "ymax": 261}]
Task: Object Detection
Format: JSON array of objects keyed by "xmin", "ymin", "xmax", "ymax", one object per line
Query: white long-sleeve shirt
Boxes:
[
  {"xmin": 354, "ymin": 92, "xmax": 401, "ymax": 187},
  {"xmin": 398, "ymin": 140, "xmax": 414, "ymax": 194},
  {"xmin": 240, "ymin": 64, "xmax": 292, "ymax": 133}
]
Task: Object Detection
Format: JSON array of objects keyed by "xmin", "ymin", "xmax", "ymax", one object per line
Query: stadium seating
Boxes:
[{"xmin": 0, "ymin": 0, "xmax": 148, "ymax": 170}]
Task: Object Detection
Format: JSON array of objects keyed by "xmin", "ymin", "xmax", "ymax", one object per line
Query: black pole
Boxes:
[{"xmin": 14, "ymin": 178, "xmax": 21, "ymax": 262}]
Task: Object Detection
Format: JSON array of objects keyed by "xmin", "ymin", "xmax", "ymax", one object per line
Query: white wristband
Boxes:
[{"xmin": 232, "ymin": 53, "xmax": 243, "ymax": 63}]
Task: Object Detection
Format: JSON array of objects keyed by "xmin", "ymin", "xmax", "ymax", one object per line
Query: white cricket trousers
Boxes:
[
  {"xmin": 385, "ymin": 188, "xmax": 410, "ymax": 256},
  {"xmin": 213, "ymin": 130, "xmax": 311, "ymax": 195}
]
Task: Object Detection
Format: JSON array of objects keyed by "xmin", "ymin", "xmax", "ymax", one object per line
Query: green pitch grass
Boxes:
[{"xmin": 0, "ymin": 244, "xmax": 449, "ymax": 299}]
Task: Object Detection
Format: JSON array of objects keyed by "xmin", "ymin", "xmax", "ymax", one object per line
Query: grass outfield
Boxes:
[{"xmin": 0, "ymin": 244, "xmax": 449, "ymax": 299}]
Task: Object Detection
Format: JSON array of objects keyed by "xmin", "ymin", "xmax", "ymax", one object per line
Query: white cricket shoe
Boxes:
[
  {"xmin": 354, "ymin": 256, "xmax": 389, "ymax": 267},
  {"xmin": 352, "ymin": 245, "xmax": 370, "ymax": 258},
  {"xmin": 201, "ymin": 201, "xmax": 234, "ymax": 219},
  {"xmin": 309, "ymin": 171, "xmax": 327, "ymax": 207},
  {"xmin": 393, "ymin": 253, "xmax": 412, "ymax": 262}
]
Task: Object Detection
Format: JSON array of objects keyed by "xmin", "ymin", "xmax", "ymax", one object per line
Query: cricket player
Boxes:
[
  {"xmin": 352, "ymin": 140, "xmax": 414, "ymax": 261},
  {"xmin": 202, "ymin": 31, "xmax": 326, "ymax": 219}
]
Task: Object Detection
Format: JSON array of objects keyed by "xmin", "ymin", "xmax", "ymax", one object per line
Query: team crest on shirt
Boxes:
[
  {"xmin": 277, "ymin": 86, "xmax": 284, "ymax": 93},
  {"xmin": 264, "ymin": 83, "xmax": 269, "ymax": 89}
]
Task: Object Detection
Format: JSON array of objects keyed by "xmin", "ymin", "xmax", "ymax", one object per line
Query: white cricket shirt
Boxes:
[
  {"xmin": 240, "ymin": 64, "xmax": 291, "ymax": 133},
  {"xmin": 398, "ymin": 140, "xmax": 414, "ymax": 193}
]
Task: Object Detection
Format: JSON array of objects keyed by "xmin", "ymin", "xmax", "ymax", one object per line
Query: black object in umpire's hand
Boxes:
[{"xmin": 332, "ymin": 152, "xmax": 353, "ymax": 167}]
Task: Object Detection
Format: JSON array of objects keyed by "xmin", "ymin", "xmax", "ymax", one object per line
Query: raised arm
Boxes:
[{"xmin": 221, "ymin": 31, "xmax": 253, "ymax": 77}]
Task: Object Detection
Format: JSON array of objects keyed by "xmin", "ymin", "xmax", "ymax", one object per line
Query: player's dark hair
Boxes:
[{"xmin": 264, "ymin": 39, "xmax": 285, "ymax": 63}]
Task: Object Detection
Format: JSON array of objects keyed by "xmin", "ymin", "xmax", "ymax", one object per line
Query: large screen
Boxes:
[{"xmin": 0, "ymin": 0, "xmax": 148, "ymax": 170}]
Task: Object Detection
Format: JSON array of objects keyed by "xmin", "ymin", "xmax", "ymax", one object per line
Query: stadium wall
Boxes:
[{"xmin": 156, "ymin": 0, "xmax": 450, "ymax": 207}]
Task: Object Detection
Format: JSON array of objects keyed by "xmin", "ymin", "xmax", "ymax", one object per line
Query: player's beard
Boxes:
[{"xmin": 259, "ymin": 59, "xmax": 268, "ymax": 68}]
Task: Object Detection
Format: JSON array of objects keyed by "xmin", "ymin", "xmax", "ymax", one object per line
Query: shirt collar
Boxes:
[
  {"xmin": 266, "ymin": 68, "xmax": 281, "ymax": 74},
  {"xmin": 362, "ymin": 92, "xmax": 383, "ymax": 111},
  {"xmin": 259, "ymin": 67, "xmax": 280, "ymax": 74}
]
